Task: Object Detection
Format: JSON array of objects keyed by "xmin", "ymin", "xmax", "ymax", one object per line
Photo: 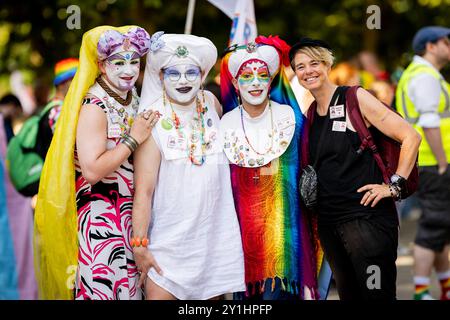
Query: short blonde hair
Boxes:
[{"xmin": 291, "ymin": 46, "xmax": 335, "ymax": 69}]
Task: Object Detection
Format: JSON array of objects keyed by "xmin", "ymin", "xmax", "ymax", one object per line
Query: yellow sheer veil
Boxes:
[{"xmin": 34, "ymin": 25, "xmax": 139, "ymax": 300}]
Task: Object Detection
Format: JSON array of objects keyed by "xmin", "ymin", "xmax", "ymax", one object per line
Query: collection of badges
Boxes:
[
  {"xmin": 105, "ymin": 90, "xmax": 139, "ymax": 139},
  {"xmin": 223, "ymin": 114, "xmax": 295, "ymax": 167},
  {"xmin": 330, "ymin": 104, "xmax": 347, "ymax": 132},
  {"xmin": 160, "ymin": 106, "xmax": 218, "ymax": 156}
]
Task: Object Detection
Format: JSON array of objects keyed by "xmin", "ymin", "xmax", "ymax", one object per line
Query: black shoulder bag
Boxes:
[{"xmin": 299, "ymin": 89, "xmax": 340, "ymax": 210}]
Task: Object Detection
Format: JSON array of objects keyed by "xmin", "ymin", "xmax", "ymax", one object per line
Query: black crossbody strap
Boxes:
[{"xmin": 312, "ymin": 87, "xmax": 341, "ymax": 169}]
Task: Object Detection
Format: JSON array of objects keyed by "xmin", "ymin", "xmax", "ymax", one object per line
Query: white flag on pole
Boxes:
[{"xmin": 208, "ymin": 0, "xmax": 257, "ymax": 45}]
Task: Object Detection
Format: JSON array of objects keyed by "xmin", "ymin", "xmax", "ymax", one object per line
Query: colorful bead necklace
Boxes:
[
  {"xmin": 167, "ymin": 95, "xmax": 207, "ymax": 165},
  {"xmin": 240, "ymin": 100, "xmax": 275, "ymax": 156}
]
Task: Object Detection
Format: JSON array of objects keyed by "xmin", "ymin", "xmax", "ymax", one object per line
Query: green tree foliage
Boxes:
[{"xmin": 1, "ymin": 0, "xmax": 449, "ymax": 88}]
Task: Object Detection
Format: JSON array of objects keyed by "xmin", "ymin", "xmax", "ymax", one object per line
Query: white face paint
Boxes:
[
  {"xmin": 163, "ymin": 64, "xmax": 201, "ymax": 105},
  {"xmin": 103, "ymin": 51, "xmax": 140, "ymax": 92},
  {"xmin": 237, "ymin": 61, "xmax": 270, "ymax": 106}
]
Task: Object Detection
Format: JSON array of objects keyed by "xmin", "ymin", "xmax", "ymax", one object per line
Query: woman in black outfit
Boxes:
[{"xmin": 290, "ymin": 38, "xmax": 421, "ymax": 300}]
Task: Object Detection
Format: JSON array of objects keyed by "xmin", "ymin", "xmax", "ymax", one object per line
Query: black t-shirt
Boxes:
[{"xmin": 309, "ymin": 86, "xmax": 397, "ymax": 226}]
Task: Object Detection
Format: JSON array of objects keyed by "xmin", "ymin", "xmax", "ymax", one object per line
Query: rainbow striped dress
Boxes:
[
  {"xmin": 220, "ymin": 39, "xmax": 332, "ymax": 297},
  {"xmin": 220, "ymin": 100, "xmax": 320, "ymax": 299}
]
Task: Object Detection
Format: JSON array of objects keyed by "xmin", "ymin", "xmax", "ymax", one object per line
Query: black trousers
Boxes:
[{"xmin": 318, "ymin": 217, "xmax": 398, "ymax": 300}]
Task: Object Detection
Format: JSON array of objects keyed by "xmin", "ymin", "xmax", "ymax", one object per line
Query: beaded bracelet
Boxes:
[{"xmin": 130, "ymin": 236, "xmax": 149, "ymax": 248}]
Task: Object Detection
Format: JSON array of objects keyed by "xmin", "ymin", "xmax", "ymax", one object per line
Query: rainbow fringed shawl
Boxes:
[{"xmin": 221, "ymin": 36, "xmax": 331, "ymax": 299}]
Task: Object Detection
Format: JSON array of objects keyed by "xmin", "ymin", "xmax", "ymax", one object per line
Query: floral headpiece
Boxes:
[
  {"xmin": 149, "ymin": 31, "xmax": 165, "ymax": 53},
  {"xmin": 97, "ymin": 26, "xmax": 151, "ymax": 60}
]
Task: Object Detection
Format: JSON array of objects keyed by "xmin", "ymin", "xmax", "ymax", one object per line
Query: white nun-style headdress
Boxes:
[
  {"xmin": 139, "ymin": 32, "xmax": 218, "ymax": 111},
  {"xmin": 227, "ymin": 44, "xmax": 280, "ymax": 79}
]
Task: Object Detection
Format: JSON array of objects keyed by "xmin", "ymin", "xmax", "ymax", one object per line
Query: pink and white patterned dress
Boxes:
[{"xmin": 74, "ymin": 83, "xmax": 141, "ymax": 300}]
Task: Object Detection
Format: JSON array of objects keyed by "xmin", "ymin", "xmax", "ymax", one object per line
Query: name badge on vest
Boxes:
[
  {"xmin": 330, "ymin": 104, "xmax": 345, "ymax": 119},
  {"xmin": 108, "ymin": 124, "xmax": 122, "ymax": 138},
  {"xmin": 332, "ymin": 120, "xmax": 347, "ymax": 132}
]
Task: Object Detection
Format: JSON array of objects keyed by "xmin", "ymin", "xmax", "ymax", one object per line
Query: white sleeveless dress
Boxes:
[{"xmin": 140, "ymin": 94, "xmax": 245, "ymax": 300}]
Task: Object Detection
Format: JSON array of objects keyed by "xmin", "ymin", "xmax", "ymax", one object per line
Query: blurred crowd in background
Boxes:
[{"xmin": 1, "ymin": 0, "xmax": 449, "ymax": 300}]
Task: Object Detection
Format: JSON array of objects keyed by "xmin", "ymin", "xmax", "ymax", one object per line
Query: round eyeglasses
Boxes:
[{"xmin": 163, "ymin": 67, "xmax": 201, "ymax": 82}]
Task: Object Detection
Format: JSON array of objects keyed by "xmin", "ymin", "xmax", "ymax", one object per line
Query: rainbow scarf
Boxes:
[{"xmin": 221, "ymin": 36, "xmax": 330, "ymax": 299}]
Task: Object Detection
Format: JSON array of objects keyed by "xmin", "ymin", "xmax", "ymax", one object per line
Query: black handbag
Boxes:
[
  {"xmin": 299, "ymin": 164, "xmax": 318, "ymax": 209},
  {"xmin": 299, "ymin": 90, "xmax": 339, "ymax": 210}
]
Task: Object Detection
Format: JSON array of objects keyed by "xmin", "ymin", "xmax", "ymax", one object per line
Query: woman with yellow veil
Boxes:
[{"xmin": 34, "ymin": 25, "xmax": 158, "ymax": 300}]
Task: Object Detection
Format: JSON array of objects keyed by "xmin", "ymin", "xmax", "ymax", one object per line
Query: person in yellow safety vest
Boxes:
[{"xmin": 396, "ymin": 26, "xmax": 450, "ymax": 301}]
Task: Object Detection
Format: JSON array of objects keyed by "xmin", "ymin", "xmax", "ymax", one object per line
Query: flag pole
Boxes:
[{"xmin": 184, "ymin": 0, "xmax": 196, "ymax": 34}]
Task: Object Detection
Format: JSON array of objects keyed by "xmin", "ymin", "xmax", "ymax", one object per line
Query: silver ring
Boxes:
[{"xmin": 368, "ymin": 190, "xmax": 373, "ymax": 194}]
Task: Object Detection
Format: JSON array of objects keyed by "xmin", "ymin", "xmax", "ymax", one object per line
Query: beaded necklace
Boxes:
[
  {"xmin": 240, "ymin": 100, "xmax": 275, "ymax": 156},
  {"xmin": 167, "ymin": 95, "xmax": 207, "ymax": 165}
]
